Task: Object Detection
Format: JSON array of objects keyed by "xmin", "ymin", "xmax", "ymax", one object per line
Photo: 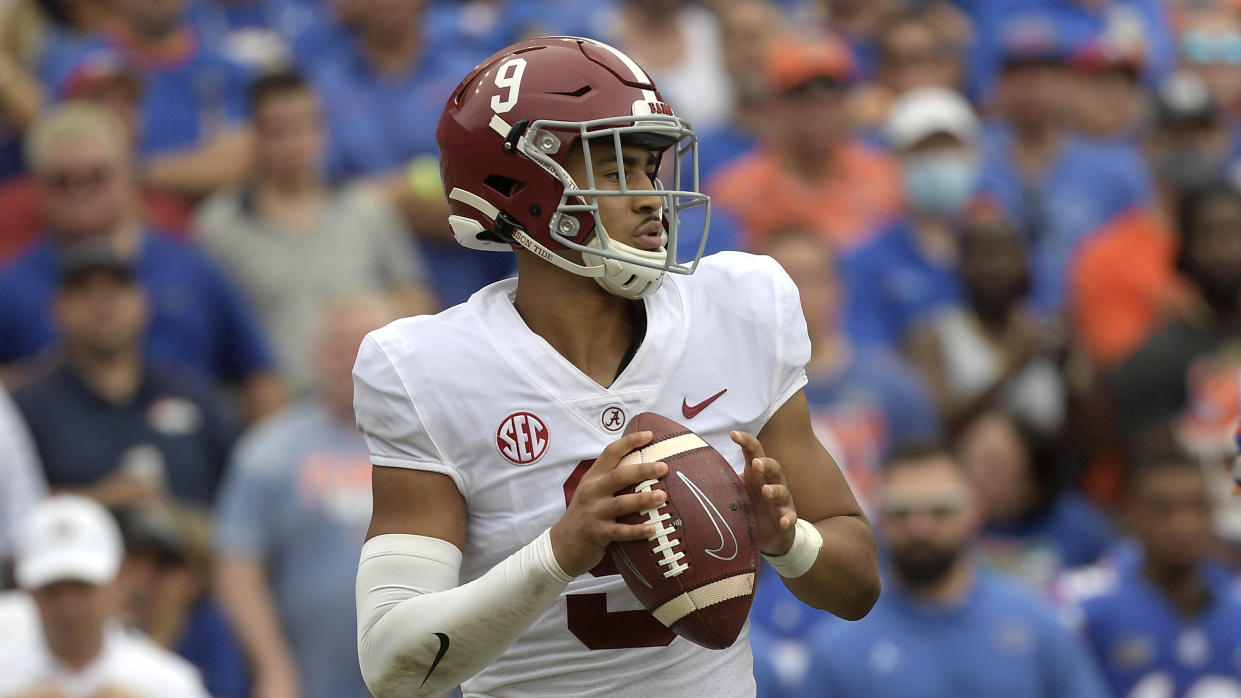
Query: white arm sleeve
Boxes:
[{"xmin": 356, "ymin": 528, "xmax": 574, "ymax": 698}]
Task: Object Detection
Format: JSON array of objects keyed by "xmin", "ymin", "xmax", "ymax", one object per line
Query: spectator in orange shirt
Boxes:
[
  {"xmin": 1070, "ymin": 73, "xmax": 1227, "ymax": 370},
  {"xmin": 708, "ymin": 30, "xmax": 903, "ymax": 252}
]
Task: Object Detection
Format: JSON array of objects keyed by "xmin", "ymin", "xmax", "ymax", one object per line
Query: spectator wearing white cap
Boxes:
[
  {"xmin": 841, "ymin": 86, "xmax": 981, "ymax": 352},
  {"xmin": 0, "ymin": 494, "xmax": 209, "ymax": 698}
]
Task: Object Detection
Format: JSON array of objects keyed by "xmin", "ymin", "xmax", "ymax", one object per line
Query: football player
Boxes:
[{"xmin": 352, "ymin": 36, "xmax": 880, "ymax": 698}]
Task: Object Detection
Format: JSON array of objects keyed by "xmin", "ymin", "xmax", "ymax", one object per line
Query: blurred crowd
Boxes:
[{"xmin": 1, "ymin": 0, "xmax": 1241, "ymax": 696}]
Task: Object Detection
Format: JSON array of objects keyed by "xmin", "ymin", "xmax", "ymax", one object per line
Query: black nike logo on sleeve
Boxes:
[{"xmin": 421, "ymin": 632, "xmax": 451, "ymax": 688}]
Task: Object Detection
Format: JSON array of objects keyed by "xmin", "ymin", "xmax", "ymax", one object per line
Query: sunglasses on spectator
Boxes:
[
  {"xmin": 40, "ymin": 164, "xmax": 117, "ymax": 194},
  {"xmin": 1181, "ymin": 31, "xmax": 1241, "ymax": 65},
  {"xmin": 880, "ymin": 492, "xmax": 968, "ymax": 520}
]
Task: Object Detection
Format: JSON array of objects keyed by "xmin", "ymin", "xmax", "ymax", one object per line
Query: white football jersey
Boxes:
[{"xmin": 353, "ymin": 251, "xmax": 810, "ymax": 698}]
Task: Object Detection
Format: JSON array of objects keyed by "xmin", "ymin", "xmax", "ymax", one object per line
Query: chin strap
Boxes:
[
  {"xmin": 449, "ymin": 185, "xmax": 669, "ymax": 298},
  {"xmin": 512, "ymin": 229, "xmax": 605, "ymax": 278},
  {"xmin": 449, "ymin": 187, "xmax": 606, "ymax": 278},
  {"xmin": 582, "ymin": 234, "xmax": 667, "ymax": 299}
]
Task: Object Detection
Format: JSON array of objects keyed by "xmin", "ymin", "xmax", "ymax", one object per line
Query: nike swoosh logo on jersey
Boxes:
[
  {"xmin": 682, "ymin": 388, "xmax": 727, "ymax": 419},
  {"xmin": 421, "ymin": 632, "xmax": 450, "ymax": 688},
  {"xmin": 676, "ymin": 470, "xmax": 738, "ymax": 561}
]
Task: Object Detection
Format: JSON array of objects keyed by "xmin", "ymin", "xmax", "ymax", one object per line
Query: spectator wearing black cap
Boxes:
[
  {"xmin": 10, "ymin": 239, "xmax": 238, "ymax": 510},
  {"xmin": 1070, "ymin": 72, "xmax": 1229, "ymax": 370},
  {"xmin": 1113, "ymin": 180, "xmax": 1241, "ymax": 458},
  {"xmin": 0, "ymin": 101, "xmax": 285, "ymax": 422}
]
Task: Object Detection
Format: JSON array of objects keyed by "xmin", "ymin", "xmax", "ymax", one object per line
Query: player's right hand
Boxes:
[{"xmin": 550, "ymin": 430, "xmax": 668, "ymax": 577}]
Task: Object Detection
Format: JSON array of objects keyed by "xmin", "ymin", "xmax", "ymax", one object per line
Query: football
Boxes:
[{"xmin": 609, "ymin": 412, "xmax": 759, "ymax": 649}]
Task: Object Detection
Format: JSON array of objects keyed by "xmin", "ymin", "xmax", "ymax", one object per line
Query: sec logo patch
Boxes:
[{"xmin": 497, "ymin": 412, "xmax": 549, "ymax": 465}]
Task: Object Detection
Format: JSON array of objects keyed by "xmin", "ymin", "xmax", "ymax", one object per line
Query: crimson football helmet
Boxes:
[{"xmin": 436, "ymin": 36, "xmax": 710, "ymax": 299}]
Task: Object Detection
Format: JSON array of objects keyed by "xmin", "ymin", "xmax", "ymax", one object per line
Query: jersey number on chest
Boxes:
[{"xmin": 562, "ymin": 459, "xmax": 677, "ymax": 650}]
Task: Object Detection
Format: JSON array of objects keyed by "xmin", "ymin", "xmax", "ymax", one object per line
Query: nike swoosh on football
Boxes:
[
  {"xmin": 682, "ymin": 388, "xmax": 727, "ymax": 419},
  {"xmin": 421, "ymin": 632, "xmax": 450, "ymax": 688},
  {"xmin": 676, "ymin": 471, "xmax": 739, "ymax": 561}
]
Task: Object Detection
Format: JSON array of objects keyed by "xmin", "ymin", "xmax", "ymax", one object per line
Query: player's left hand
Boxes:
[{"xmin": 732, "ymin": 430, "xmax": 797, "ymax": 556}]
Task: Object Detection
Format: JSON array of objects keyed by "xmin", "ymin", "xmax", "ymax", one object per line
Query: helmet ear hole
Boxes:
[{"xmin": 484, "ymin": 174, "xmax": 527, "ymax": 198}]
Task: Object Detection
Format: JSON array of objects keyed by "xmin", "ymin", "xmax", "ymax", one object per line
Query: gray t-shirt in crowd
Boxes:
[
  {"xmin": 214, "ymin": 402, "xmax": 373, "ymax": 698},
  {"xmin": 195, "ymin": 184, "xmax": 428, "ymax": 396}
]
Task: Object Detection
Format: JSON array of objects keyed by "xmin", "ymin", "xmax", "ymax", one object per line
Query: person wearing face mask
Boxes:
[
  {"xmin": 796, "ymin": 443, "xmax": 1109, "ymax": 698},
  {"xmin": 1070, "ymin": 72, "xmax": 1229, "ymax": 370},
  {"xmin": 841, "ymin": 86, "xmax": 980, "ymax": 351}
]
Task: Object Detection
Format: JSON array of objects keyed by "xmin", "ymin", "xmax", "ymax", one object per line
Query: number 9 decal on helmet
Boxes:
[{"xmin": 436, "ymin": 36, "xmax": 711, "ymax": 300}]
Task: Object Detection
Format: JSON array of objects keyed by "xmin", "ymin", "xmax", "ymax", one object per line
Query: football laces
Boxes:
[{"xmin": 634, "ymin": 478, "xmax": 689, "ymax": 578}]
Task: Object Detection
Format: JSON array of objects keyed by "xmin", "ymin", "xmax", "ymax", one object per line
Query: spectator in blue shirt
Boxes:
[
  {"xmin": 751, "ymin": 228, "xmax": 939, "ymax": 696},
  {"xmin": 423, "ymin": 0, "xmax": 599, "ymax": 62},
  {"xmin": 799, "ymin": 443, "xmax": 1110, "ymax": 698},
  {"xmin": 214, "ymin": 297, "xmax": 394, "ymax": 698},
  {"xmin": 842, "ymin": 86, "xmax": 978, "ymax": 350},
  {"xmin": 40, "ymin": 0, "xmax": 255, "ymax": 199},
  {"xmin": 0, "ymin": 102, "xmax": 285, "ymax": 422},
  {"xmin": 976, "ymin": 10, "xmax": 1155, "ymax": 312},
  {"xmin": 309, "ymin": 0, "xmax": 506, "ymax": 305},
  {"xmin": 968, "ymin": 0, "xmax": 1173, "ymax": 103},
  {"xmin": 1071, "ymin": 450, "xmax": 1241, "ymax": 697},
  {"xmin": 765, "ymin": 227, "xmax": 940, "ymax": 512},
  {"xmin": 956, "ymin": 410, "xmax": 1114, "ymax": 590},
  {"xmin": 183, "ymin": 0, "xmax": 326, "ymax": 71},
  {"xmin": 11, "ymin": 239, "xmax": 237, "ymax": 508}
]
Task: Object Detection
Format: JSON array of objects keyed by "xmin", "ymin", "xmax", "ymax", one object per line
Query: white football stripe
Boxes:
[
  {"xmin": 574, "ymin": 37, "xmax": 658, "ymax": 103},
  {"xmin": 489, "ymin": 113, "xmax": 511, "ymax": 138},
  {"xmin": 618, "ymin": 433, "xmax": 710, "ymax": 467},
  {"xmin": 449, "ymin": 187, "xmax": 500, "ymax": 220},
  {"xmin": 651, "ymin": 572, "xmax": 755, "ymax": 627}
]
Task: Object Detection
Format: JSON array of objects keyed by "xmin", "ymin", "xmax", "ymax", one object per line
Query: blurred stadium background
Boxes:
[{"xmin": 2, "ymin": 0, "xmax": 1241, "ymax": 696}]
